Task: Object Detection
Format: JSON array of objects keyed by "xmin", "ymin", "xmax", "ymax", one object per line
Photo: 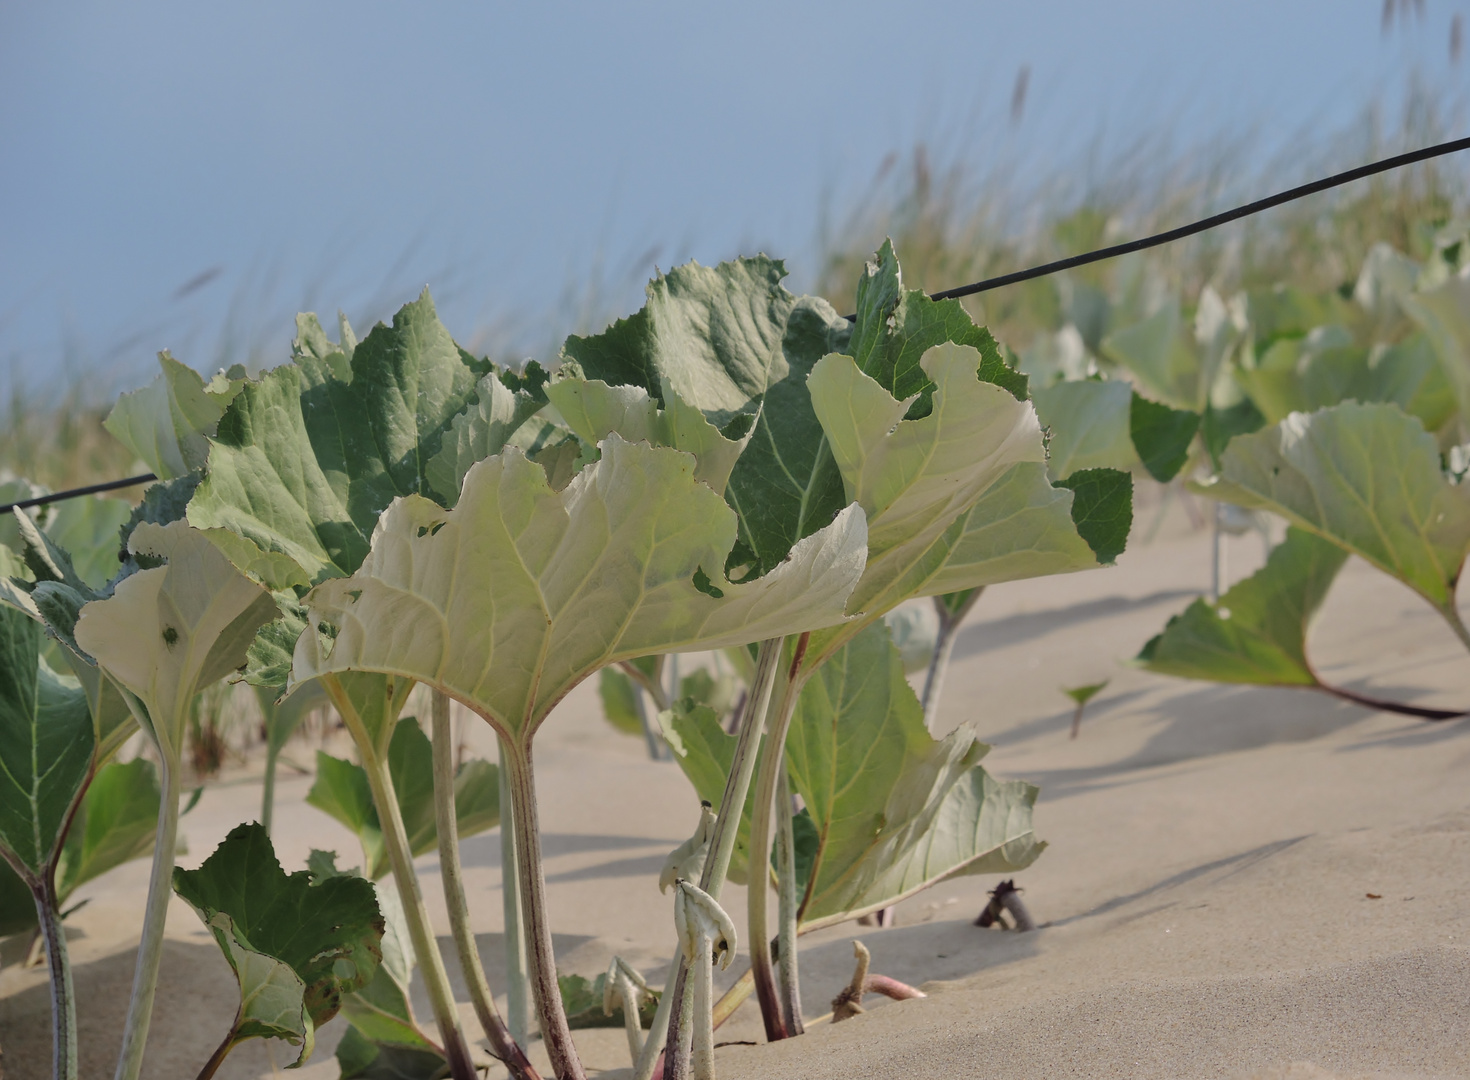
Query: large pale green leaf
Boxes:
[
  {"xmin": 546, "ymin": 378, "xmax": 748, "ymax": 496},
  {"xmin": 293, "ymin": 435, "xmax": 867, "ymax": 743},
  {"xmin": 187, "ymin": 291, "xmax": 488, "ymax": 587},
  {"xmin": 1237, "ymin": 332, "xmax": 1454, "ymax": 436},
  {"xmin": 0, "ymin": 858, "xmax": 35, "ymax": 937},
  {"xmin": 73, "ymin": 521, "xmax": 278, "ymax": 760},
  {"xmin": 55, "ymin": 758, "xmax": 160, "ymax": 903},
  {"xmin": 807, "ymin": 346, "xmax": 1043, "ymax": 619},
  {"xmin": 307, "ymin": 718, "xmax": 499, "ymax": 880},
  {"xmin": 425, "ymin": 366, "xmax": 549, "ymax": 505},
  {"xmin": 1402, "ymin": 270, "xmax": 1470, "ymax": 425},
  {"xmin": 174, "ymin": 823, "xmax": 383, "ymax": 1066},
  {"xmin": 561, "ymin": 256, "xmax": 794, "ymax": 430},
  {"xmin": 1207, "ymin": 403, "xmax": 1470, "ymax": 612},
  {"xmin": 1032, "ymin": 379, "xmax": 1138, "ymax": 479},
  {"xmin": 1100, "ymin": 302, "xmax": 1199, "ymax": 408},
  {"xmin": 914, "ymin": 462, "xmax": 1102, "ymax": 596},
  {"xmin": 1137, "ymin": 527, "xmax": 1349, "ymax": 686},
  {"xmin": 104, "ymin": 352, "xmax": 245, "ymax": 480},
  {"xmin": 0, "ymin": 605, "xmax": 93, "ymax": 877},
  {"xmin": 783, "ymin": 622, "xmax": 1044, "ymax": 930}
]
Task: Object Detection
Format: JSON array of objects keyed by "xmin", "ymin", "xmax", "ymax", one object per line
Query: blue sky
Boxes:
[{"xmin": 1, "ymin": 1, "xmax": 1465, "ymax": 397}]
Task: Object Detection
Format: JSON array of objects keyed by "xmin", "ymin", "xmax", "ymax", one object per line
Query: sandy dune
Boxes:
[{"xmin": 2, "ymin": 506, "xmax": 1467, "ymax": 1079}]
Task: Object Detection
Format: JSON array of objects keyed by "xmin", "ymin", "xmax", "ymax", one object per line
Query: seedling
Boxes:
[{"xmin": 1062, "ymin": 680, "xmax": 1110, "ymax": 739}]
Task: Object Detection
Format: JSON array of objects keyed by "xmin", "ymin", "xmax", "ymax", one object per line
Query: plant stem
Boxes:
[
  {"xmin": 921, "ymin": 589, "xmax": 983, "ymax": 732},
  {"xmin": 327, "ymin": 680, "xmax": 476, "ymax": 1080},
  {"xmin": 500, "ymin": 740, "xmax": 588, "ymax": 1080},
  {"xmin": 499, "ymin": 737, "xmax": 531, "ymax": 1045},
  {"xmin": 431, "ymin": 693, "xmax": 542, "ymax": 1080},
  {"xmin": 689, "ymin": 928, "xmax": 714, "ymax": 1080},
  {"xmin": 661, "ymin": 637, "xmax": 786, "ymax": 1078},
  {"xmin": 28, "ymin": 872, "xmax": 77, "ymax": 1080},
  {"xmin": 192, "ymin": 1028, "xmax": 235, "ymax": 1080},
  {"xmin": 113, "ymin": 752, "xmax": 180, "ymax": 1080},
  {"xmin": 261, "ymin": 741, "xmax": 279, "ymax": 835},
  {"xmin": 746, "ymin": 636, "xmax": 809, "ymax": 1043},
  {"xmin": 774, "ymin": 770, "xmax": 803, "ymax": 1037},
  {"xmin": 1314, "ymin": 682, "xmax": 1467, "ymax": 721}
]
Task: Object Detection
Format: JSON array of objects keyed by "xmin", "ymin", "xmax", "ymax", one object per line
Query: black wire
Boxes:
[
  {"xmin": 10, "ymin": 136, "xmax": 1470, "ymax": 516},
  {"xmin": 841, "ymin": 134, "xmax": 1470, "ymax": 320},
  {"xmin": 0, "ymin": 473, "xmax": 157, "ymax": 515}
]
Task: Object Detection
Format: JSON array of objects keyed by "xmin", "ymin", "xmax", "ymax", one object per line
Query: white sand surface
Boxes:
[{"xmin": 2, "ymin": 505, "xmax": 1468, "ymax": 1078}]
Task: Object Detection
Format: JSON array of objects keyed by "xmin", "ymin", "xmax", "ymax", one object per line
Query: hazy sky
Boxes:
[{"xmin": 1, "ymin": 1, "xmax": 1465, "ymax": 397}]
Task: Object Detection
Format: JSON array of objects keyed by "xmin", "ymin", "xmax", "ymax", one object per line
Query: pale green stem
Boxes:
[
  {"xmin": 774, "ymin": 769, "xmax": 803, "ymax": 1036},
  {"xmin": 498, "ymin": 737, "xmax": 531, "ymax": 1046},
  {"xmin": 113, "ymin": 751, "xmax": 179, "ymax": 1080},
  {"xmin": 746, "ymin": 654, "xmax": 806, "ymax": 1043},
  {"xmin": 431, "ymin": 693, "xmax": 541, "ymax": 1080},
  {"xmin": 921, "ymin": 589, "xmax": 983, "ymax": 732},
  {"xmin": 327, "ymin": 679, "xmax": 476, "ymax": 1080},
  {"xmin": 657, "ymin": 637, "xmax": 785, "ymax": 1080},
  {"xmin": 499, "ymin": 739, "xmax": 588, "ymax": 1080},
  {"xmin": 689, "ymin": 927, "xmax": 714, "ymax": 1080},
  {"xmin": 260, "ymin": 741, "xmax": 279, "ymax": 835}
]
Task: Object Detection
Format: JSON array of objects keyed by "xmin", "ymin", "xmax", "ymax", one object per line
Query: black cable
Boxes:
[
  {"xmin": 0, "ymin": 473, "xmax": 157, "ymax": 515},
  {"xmin": 841, "ymin": 134, "xmax": 1470, "ymax": 319},
  {"xmin": 10, "ymin": 136, "xmax": 1470, "ymax": 516}
]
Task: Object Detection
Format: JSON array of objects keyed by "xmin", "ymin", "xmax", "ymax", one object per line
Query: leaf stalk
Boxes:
[{"xmin": 430, "ymin": 691, "xmax": 542, "ymax": 1080}]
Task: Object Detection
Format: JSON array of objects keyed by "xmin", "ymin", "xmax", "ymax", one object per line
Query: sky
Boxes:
[{"xmin": 1, "ymin": 1, "xmax": 1467, "ymax": 398}]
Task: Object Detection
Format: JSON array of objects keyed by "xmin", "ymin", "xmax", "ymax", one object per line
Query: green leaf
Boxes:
[
  {"xmin": 293, "ymin": 435, "xmax": 867, "ymax": 746},
  {"xmin": 307, "ymin": 719, "xmax": 499, "ymax": 880},
  {"xmin": 1031, "ymin": 379, "xmax": 1138, "ymax": 479},
  {"xmin": 783, "ymin": 622, "xmax": 1044, "ymax": 931},
  {"xmin": 913, "ymin": 462, "xmax": 1102, "ymax": 597},
  {"xmin": 1201, "ymin": 398, "xmax": 1266, "ymax": 469},
  {"xmin": 173, "ymin": 823, "xmax": 383, "ymax": 1065},
  {"xmin": 0, "ymin": 604, "xmax": 94, "ymax": 877},
  {"xmin": 848, "ymin": 239, "xmax": 1028, "ymax": 409},
  {"xmin": 426, "ymin": 369, "xmax": 549, "ymax": 505},
  {"xmin": 256, "ymin": 679, "xmax": 329, "ymax": 758},
  {"xmin": 1402, "ymin": 272, "xmax": 1470, "ymax": 426},
  {"xmin": 658, "ymin": 701, "xmax": 760, "ymax": 883},
  {"xmin": 338, "ymin": 879, "xmax": 443, "ymax": 1059},
  {"xmin": 1208, "ymin": 402, "xmax": 1470, "ymax": 612},
  {"xmin": 806, "ymin": 345, "xmax": 1044, "ymax": 619},
  {"xmin": 55, "ymin": 758, "xmax": 160, "ymax": 903},
  {"xmin": 187, "ymin": 290, "xmax": 488, "ymax": 587},
  {"xmin": 558, "ymin": 971, "xmax": 660, "ymax": 1031},
  {"xmin": 561, "ymin": 256, "xmax": 795, "ymax": 430},
  {"xmin": 598, "ymin": 668, "xmax": 645, "ymax": 737},
  {"xmin": 104, "ymin": 351, "xmax": 245, "ymax": 480},
  {"xmin": 73, "ymin": 521, "xmax": 278, "ymax": 764},
  {"xmin": 1056, "ymin": 468, "xmax": 1132, "ymax": 565},
  {"xmin": 1062, "ymin": 681, "xmax": 1110, "ymax": 707},
  {"xmin": 1137, "ymin": 527, "xmax": 1349, "ymax": 686},
  {"xmin": 0, "ymin": 857, "xmax": 36, "ymax": 937},
  {"xmin": 1100, "ymin": 302, "xmax": 1198, "ymax": 408},
  {"xmin": 546, "ymin": 378, "xmax": 749, "ymax": 496},
  {"xmin": 335, "ymin": 1026, "xmax": 447, "ymax": 1080},
  {"xmin": 1129, "ymin": 392, "xmax": 1200, "ymax": 482},
  {"xmin": 42, "ymin": 496, "xmax": 133, "ymax": 591}
]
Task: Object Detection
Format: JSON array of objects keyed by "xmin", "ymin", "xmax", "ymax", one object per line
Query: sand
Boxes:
[{"xmin": 2, "ymin": 502, "xmax": 1468, "ymax": 1079}]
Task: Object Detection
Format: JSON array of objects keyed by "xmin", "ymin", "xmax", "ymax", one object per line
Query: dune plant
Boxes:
[{"xmin": 544, "ymin": 243, "xmax": 1127, "ymax": 1071}]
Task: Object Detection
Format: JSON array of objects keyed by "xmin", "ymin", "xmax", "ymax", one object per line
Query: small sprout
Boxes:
[
  {"xmin": 659, "ymin": 802, "xmax": 716, "ymax": 894},
  {"xmin": 830, "ymin": 940, "xmax": 925, "ymax": 1023},
  {"xmin": 603, "ymin": 956, "xmax": 654, "ymax": 1061},
  {"xmin": 1062, "ymin": 679, "xmax": 1109, "ymax": 739},
  {"xmin": 673, "ymin": 879, "xmax": 737, "ymax": 1080}
]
